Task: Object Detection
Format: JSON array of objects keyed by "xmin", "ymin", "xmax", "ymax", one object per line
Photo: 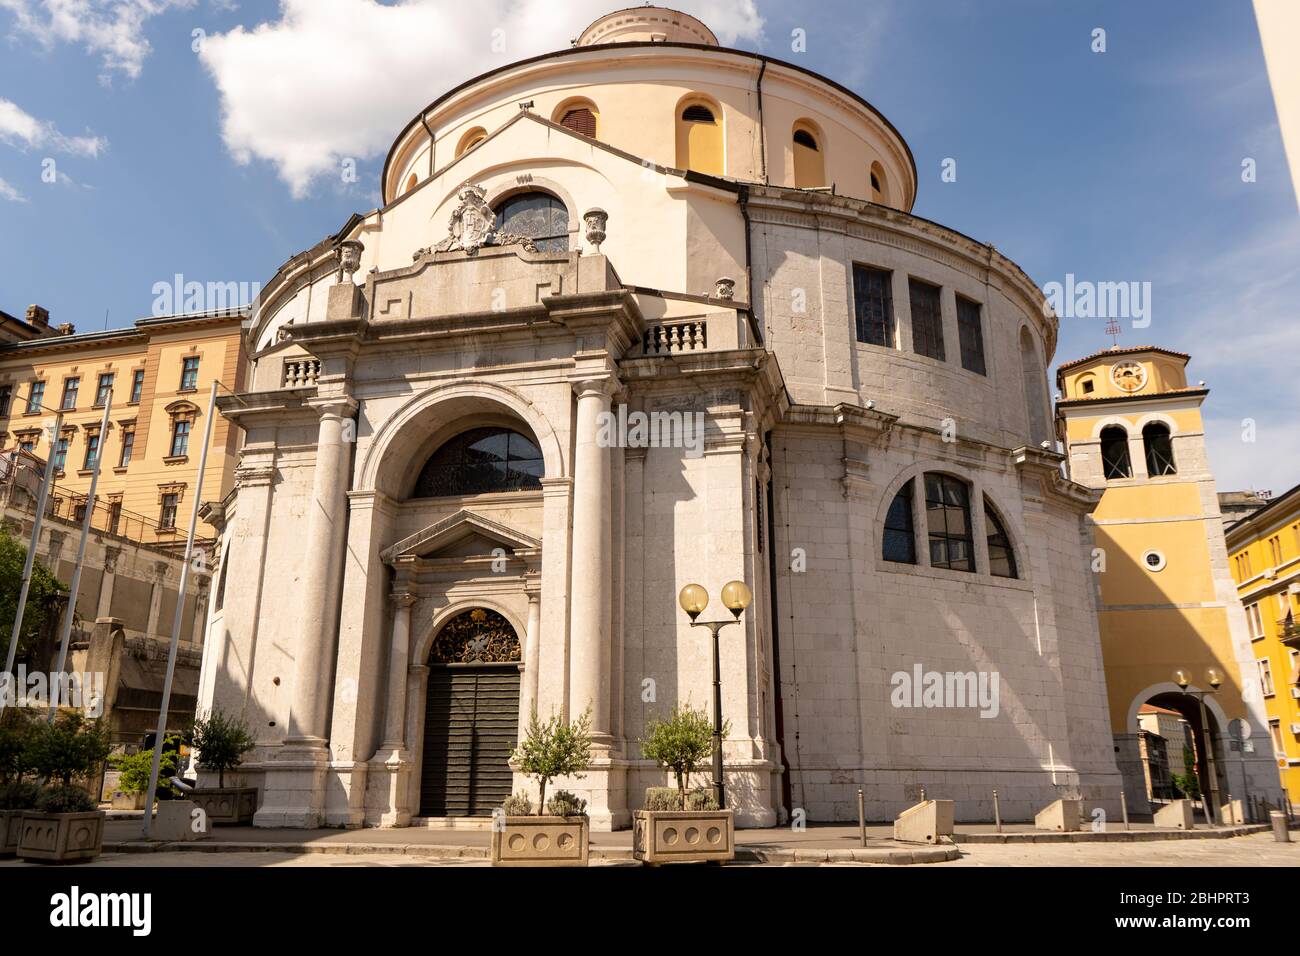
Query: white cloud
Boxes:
[
  {"xmin": 0, "ymin": 0, "xmax": 196, "ymax": 79},
  {"xmin": 0, "ymin": 175, "xmax": 27, "ymax": 201},
  {"xmin": 0, "ymin": 96, "xmax": 106, "ymax": 156},
  {"xmin": 197, "ymin": 0, "xmax": 764, "ymax": 197}
]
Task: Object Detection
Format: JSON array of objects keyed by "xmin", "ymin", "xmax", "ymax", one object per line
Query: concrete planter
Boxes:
[
  {"xmin": 16, "ymin": 810, "xmax": 105, "ymax": 863},
  {"xmin": 189, "ymin": 787, "xmax": 258, "ymax": 825},
  {"xmin": 633, "ymin": 809, "xmax": 735, "ymax": 865},
  {"xmin": 111, "ymin": 791, "xmax": 148, "ymax": 811},
  {"xmin": 0, "ymin": 809, "xmax": 25, "ymax": 857},
  {"xmin": 491, "ymin": 815, "xmax": 589, "ymax": 867}
]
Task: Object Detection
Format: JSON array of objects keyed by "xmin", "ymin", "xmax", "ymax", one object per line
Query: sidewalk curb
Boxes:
[
  {"xmin": 102, "ymin": 840, "xmax": 958, "ymax": 865},
  {"xmin": 951, "ymin": 823, "xmax": 1270, "ymax": 844}
]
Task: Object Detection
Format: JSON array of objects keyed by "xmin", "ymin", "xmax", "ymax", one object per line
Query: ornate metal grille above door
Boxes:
[{"xmin": 420, "ymin": 608, "xmax": 521, "ymax": 817}]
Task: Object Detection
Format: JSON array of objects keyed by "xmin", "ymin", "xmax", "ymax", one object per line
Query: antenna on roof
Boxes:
[
  {"xmin": 1104, "ymin": 317, "xmax": 1121, "ymax": 348},
  {"xmin": 104, "ymin": 309, "xmax": 109, "ymax": 330}
]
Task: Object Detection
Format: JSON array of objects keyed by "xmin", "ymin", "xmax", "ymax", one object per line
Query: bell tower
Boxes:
[{"xmin": 1056, "ymin": 345, "xmax": 1276, "ymax": 815}]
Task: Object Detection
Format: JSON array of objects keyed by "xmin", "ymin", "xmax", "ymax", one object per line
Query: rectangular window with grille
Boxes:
[
  {"xmin": 909, "ymin": 279, "xmax": 945, "ymax": 361},
  {"xmin": 852, "ymin": 264, "xmax": 894, "ymax": 347},
  {"xmin": 956, "ymin": 296, "xmax": 986, "ymax": 375}
]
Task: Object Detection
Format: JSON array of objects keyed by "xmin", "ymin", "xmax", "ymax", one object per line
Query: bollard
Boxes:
[
  {"xmin": 1226, "ymin": 793, "xmax": 1235, "ymax": 826},
  {"xmin": 992, "ymin": 789, "xmax": 1002, "ymax": 833},
  {"xmin": 1287, "ymin": 795, "xmax": 1295, "ymax": 823},
  {"xmin": 1272, "ymin": 811, "xmax": 1291, "ymax": 843},
  {"xmin": 857, "ymin": 789, "xmax": 867, "ymax": 848},
  {"xmin": 1120, "ymin": 789, "xmax": 1130, "ymax": 831},
  {"xmin": 919, "ymin": 786, "xmax": 926, "ymax": 803}
]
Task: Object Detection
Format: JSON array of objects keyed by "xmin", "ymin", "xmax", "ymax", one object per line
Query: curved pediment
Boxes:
[{"xmin": 380, "ymin": 509, "xmax": 540, "ymax": 565}]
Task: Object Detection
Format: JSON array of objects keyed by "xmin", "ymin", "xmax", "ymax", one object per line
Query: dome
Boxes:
[{"xmin": 576, "ymin": 6, "xmax": 718, "ymax": 46}]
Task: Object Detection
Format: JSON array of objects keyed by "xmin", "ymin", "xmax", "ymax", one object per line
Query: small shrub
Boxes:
[
  {"xmin": 0, "ymin": 780, "xmax": 41, "ymax": 810},
  {"xmin": 644, "ymin": 786, "xmax": 719, "ymax": 811},
  {"xmin": 109, "ymin": 737, "xmax": 181, "ymax": 799},
  {"xmin": 35, "ymin": 784, "xmax": 96, "ymax": 814},
  {"xmin": 0, "ymin": 708, "xmax": 37, "ymax": 784},
  {"xmin": 27, "ymin": 712, "xmax": 109, "ymax": 787},
  {"xmin": 546, "ymin": 790, "xmax": 587, "ymax": 817},
  {"xmin": 501, "ymin": 792, "xmax": 533, "ymax": 816},
  {"xmin": 641, "ymin": 704, "xmax": 728, "ymax": 811}
]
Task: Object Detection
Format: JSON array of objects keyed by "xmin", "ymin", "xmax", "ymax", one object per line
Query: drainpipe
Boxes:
[
  {"xmin": 739, "ymin": 184, "xmax": 761, "ymax": 346},
  {"xmin": 756, "ymin": 59, "xmax": 768, "ymax": 184},
  {"xmin": 765, "ymin": 431, "xmax": 794, "ymax": 819},
  {"xmin": 421, "ymin": 113, "xmax": 436, "ymax": 179}
]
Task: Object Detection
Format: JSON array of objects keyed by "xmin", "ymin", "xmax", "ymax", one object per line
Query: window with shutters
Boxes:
[
  {"xmin": 956, "ymin": 296, "xmax": 987, "ymax": 375},
  {"xmin": 554, "ymin": 99, "xmax": 599, "ymax": 139}
]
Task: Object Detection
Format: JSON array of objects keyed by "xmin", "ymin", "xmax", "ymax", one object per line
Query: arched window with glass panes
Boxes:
[
  {"xmin": 494, "ymin": 192, "xmax": 569, "ymax": 253},
  {"xmin": 882, "ymin": 473, "xmax": 1018, "ymax": 579},
  {"xmin": 412, "ymin": 427, "xmax": 544, "ymax": 499},
  {"xmin": 1100, "ymin": 426, "xmax": 1133, "ymax": 479}
]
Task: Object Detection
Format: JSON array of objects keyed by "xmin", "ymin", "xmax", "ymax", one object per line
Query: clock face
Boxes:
[{"xmin": 1110, "ymin": 361, "xmax": 1148, "ymax": 393}]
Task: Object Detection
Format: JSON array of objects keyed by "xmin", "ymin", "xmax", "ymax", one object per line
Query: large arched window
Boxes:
[
  {"xmin": 925, "ymin": 473, "xmax": 974, "ymax": 572},
  {"xmin": 676, "ymin": 98, "xmax": 723, "ymax": 175},
  {"xmin": 793, "ymin": 121, "xmax": 825, "ymax": 188},
  {"xmin": 1019, "ymin": 327, "xmax": 1050, "ymax": 446},
  {"xmin": 1142, "ymin": 422, "xmax": 1176, "ymax": 476},
  {"xmin": 494, "ymin": 191, "xmax": 569, "ymax": 253},
  {"xmin": 983, "ymin": 498, "xmax": 1018, "ymax": 579},
  {"xmin": 1100, "ymin": 426, "xmax": 1133, "ymax": 479},
  {"xmin": 882, "ymin": 479, "xmax": 916, "ymax": 564},
  {"xmin": 412, "ymin": 427, "xmax": 544, "ymax": 498}
]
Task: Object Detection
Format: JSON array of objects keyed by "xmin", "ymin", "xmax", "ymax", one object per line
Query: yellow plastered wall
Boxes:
[{"xmin": 1228, "ymin": 492, "xmax": 1300, "ymax": 802}]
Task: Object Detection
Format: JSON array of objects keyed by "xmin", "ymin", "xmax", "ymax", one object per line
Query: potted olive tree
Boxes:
[
  {"xmin": 635, "ymin": 703, "xmax": 735, "ymax": 865},
  {"xmin": 18, "ymin": 711, "xmax": 110, "ymax": 863},
  {"xmin": 0, "ymin": 708, "xmax": 40, "ymax": 857},
  {"xmin": 189, "ymin": 708, "xmax": 258, "ymax": 824},
  {"xmin": 492, "ymin": 706, "xmax": 592, "ymax": 867}
]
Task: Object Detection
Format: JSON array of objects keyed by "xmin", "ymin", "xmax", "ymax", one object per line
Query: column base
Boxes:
[
  {"xmin": 364, "ymin": 747, "xmax": 413, "ymax": 828},
  {"xmin": 516, "ymin": 756, "xmax": 630, "ymax": 830},
  {"xmin": 252, "ymin": 737, "xmax": 330, "ymax": 829}
]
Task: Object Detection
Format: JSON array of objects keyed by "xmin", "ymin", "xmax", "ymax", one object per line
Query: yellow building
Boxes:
[
  {"xmin": 1056, "ymin": 345, "xmax": 1280, "ymax": 813},
  {"xmin": 1225, "ymin": 482, "xmax": 1300, "ymax": 802},
  {"xmin": 0, "ymin": 304, "xmax": 245, "ymax": 546}
]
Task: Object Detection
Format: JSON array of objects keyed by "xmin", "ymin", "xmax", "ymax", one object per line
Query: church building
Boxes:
[{"xmin": 198, "ymin": 6, "xmax": 1124, "ymax": 829}]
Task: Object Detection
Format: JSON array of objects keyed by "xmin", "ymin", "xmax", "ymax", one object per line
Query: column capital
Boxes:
[
  {"xmin": 389, "ymin": 591, "xmax": 417, "ymax": 609},
  {"xmin": 307, "ymin": 395, "xmax": 358, "ymax": 419},
  {"xmin": 571, "ymin": 377, "xmax": 619, "ymax": 401}
]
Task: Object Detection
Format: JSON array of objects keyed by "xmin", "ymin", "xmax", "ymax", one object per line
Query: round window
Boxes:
[{"xmin": 1142, "ymin": 550, "xmax": 1167, "ymax": 572}]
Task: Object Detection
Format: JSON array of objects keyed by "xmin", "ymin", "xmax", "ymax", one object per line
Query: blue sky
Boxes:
[{"xmin": 0, "ymin": 0, "xmax": 1295, "ymax": 492}]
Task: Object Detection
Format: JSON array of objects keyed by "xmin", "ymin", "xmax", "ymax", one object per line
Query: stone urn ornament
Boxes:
[
  {"xmin": 336, "ymin": 239, "xmax": 364, "ymax": 284},
  {"xmin": 583, "ymin": 207, "xmax": 609, "ymax": 253}
]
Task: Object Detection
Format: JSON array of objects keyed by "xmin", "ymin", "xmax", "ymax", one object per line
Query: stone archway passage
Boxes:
[{"xmin": 419, "ymin": 608, "xmax": 521, "ymax": 817}]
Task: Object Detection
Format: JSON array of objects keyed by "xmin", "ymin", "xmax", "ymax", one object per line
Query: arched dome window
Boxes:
[
  {"xmin": 676, "ymin": 97, "xmax": 723, "ymax": 175},
  {"xmin": 1142, "ymin": 422, "xmax": 1176, "ymax": 476},
  {"xmin": 554, "ymin": 99, "xmax": 599, "ymax": 139},
  {"xmin": 405, "ymin": 173, "xmax": 418, "ymax": 195},
  {"xmin": 412, "ymin": 427, "xmax": 544, "ymax": 498},
  {"xmin": 455, "ymin": 127, "xmax": 487, "ymax": 158},
  {"xmin": 793, "ymin": 121, "xmax": 825, "ymax": 188},
  {"xmin": 983, "ymin": 498, "xmax": 1018, "ymax": 579},
  {"xmin": 1100, "ymin": 426, "xmax": 1133, "ymax": 480},
  {"xmin": 870, "ymin": 161, "xmax": 889, "ymax": 205},
  {"xmin": 494, "ymin": 191, "xmax": 570, "ymax": 253},
  {"xmin": 882, "ymin": 479, "xmax": 916, "ymax": 564}
]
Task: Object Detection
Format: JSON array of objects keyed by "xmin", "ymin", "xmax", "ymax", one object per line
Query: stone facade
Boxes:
[{"xmin": 197, "ymin": 6, "xmax": 1124, "ymax": 829}]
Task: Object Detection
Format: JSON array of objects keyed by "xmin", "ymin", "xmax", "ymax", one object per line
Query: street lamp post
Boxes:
[
  {"xmin": 678, "ymin": 580, "xmax": 752, "ymax": 811},
  {"xmin": 1175, "ymin": 668, "xmax": 1224, "ymax": 826}
]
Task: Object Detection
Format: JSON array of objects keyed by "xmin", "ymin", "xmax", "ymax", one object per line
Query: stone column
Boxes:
[
  {"xmin": 568, "ymin": 379, "xmax": 614, "ymax": 748},
  {"xmin": 286, "ymin": 398, "xmax": 355, "ymax": 745},
  {"xmin": 380, "ymin": 591, "xmax": 416, "ymax": 750},
  {"xmin": 145, "ymin": 561, "xmax": 168, "ymax": 637},
  {"xmin": 190, "ymin": 586, "xmax": 209, "ymax": 645},
  {"xmin": 255, "ymin": 398, "xmax": 355, "ymax": 829},
  {"xmin": 96, "ymin": 547, "xmax": 120, "ymax": 619},
  {"xmin": 519, "ymin": 589, "xmax": 542, "ymax": 737}
]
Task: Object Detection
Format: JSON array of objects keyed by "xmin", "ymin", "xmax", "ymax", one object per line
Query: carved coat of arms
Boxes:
[{"xmin": 427, "ymin": 184, "xmax": 537, "ymax": 257}]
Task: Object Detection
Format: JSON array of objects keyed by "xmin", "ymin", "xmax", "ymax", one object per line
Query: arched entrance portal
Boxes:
[
  {"xmin": 1130, "ymin": 690, "xmax": 1227, "ymax": 811},
  {"xmin": 419, "ymin": 608, "xmax": 522, "ymax": 817}
]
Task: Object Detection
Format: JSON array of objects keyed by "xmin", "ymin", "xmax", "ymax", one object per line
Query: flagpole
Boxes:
[
  {"xmin": 142, "ymin": 381, "xmax": 217, "ymax": 838},
  {"xmin": 48, "ymin": 396, "xmax": 113, "ymax": 721}
]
